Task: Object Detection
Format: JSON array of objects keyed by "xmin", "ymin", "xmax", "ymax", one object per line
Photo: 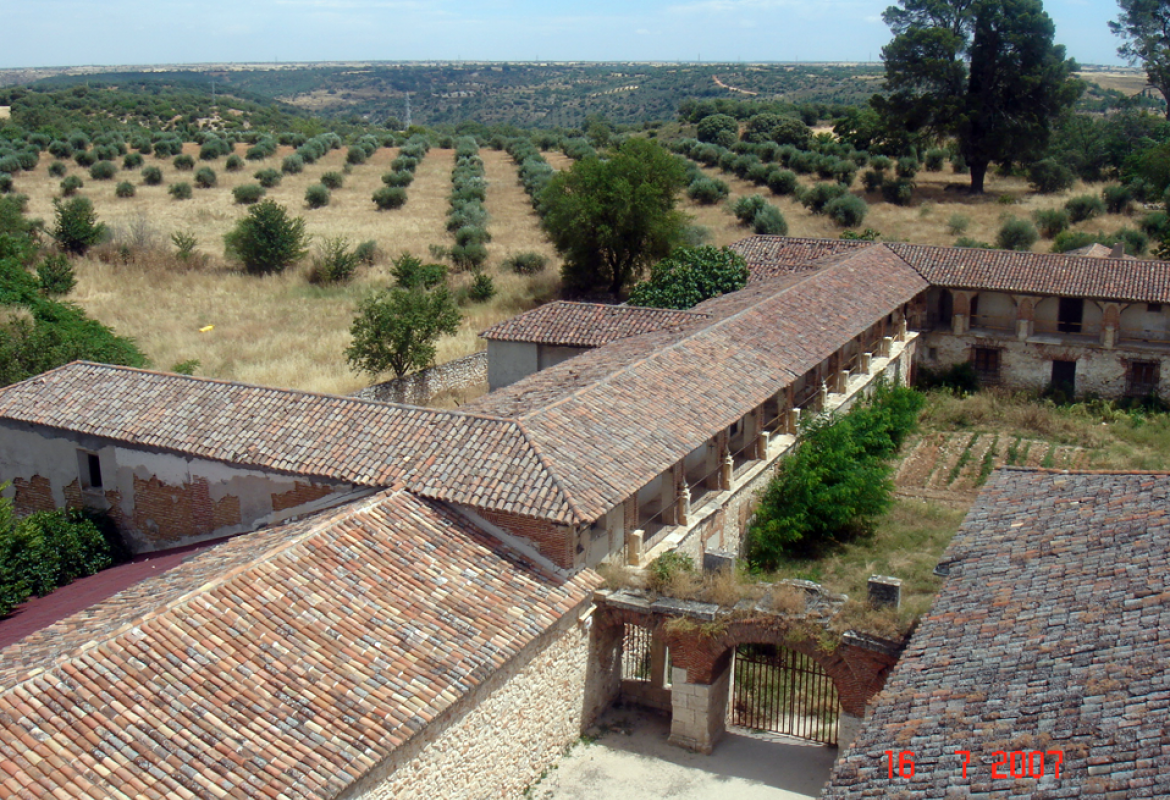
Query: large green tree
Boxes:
[
  {"xmin": 1111, "ymin": 0, "xmax": 1170, "ymax": 119},
  {"xmin": 222, "ymin": 199, "xmax": 309, "ymax": 276},
  {"xmin": 540, "ymin": 138, "xmax": 689, "ymax": 297},
  {"xmin": 627, "ymin": 246, "xmax": 749, "ymax": 310},
  {"xmin": 876, "ymin": 0, "xmax": 1083, "ymax": 192},
  {"xmin": 345, "ymin": 285, "xmax": 461, "ymax": 380}
]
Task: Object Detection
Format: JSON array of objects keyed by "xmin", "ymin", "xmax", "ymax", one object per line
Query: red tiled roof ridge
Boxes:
[
  {"xmin": 478, "ymin": 300, "xmax": 711, "ymax": 347},
  {"xmin": 511, "ymin": 250, "xmax": 890, "ymax": 423},
  {"xmin": 512, "ymin": 419, "xmax": 591, "ymax": 523},
  {"xmin": 4, "ymin": 492, "xmax": 387, "ymax": 685}
]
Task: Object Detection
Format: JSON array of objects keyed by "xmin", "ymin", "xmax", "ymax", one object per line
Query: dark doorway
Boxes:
[
  {"xmin": 1057, "ymin": 297, "xmax": 1084, "ymax": 334},
  {"xmin": 731, "ymin": 644, "xmax": 840, "ymax": 746},
  {"xmin": 938, "ymin": 290, "xmax": 953, "ymax": 329},
  {"xmin": 1051, "ymin": 360, "xmax": 1077, "ymax": 396}
]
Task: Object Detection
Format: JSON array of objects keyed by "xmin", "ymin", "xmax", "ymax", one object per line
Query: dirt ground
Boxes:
[{"xmin": 531, "ymin": 708, "xmax": 838, "ymax": 800}]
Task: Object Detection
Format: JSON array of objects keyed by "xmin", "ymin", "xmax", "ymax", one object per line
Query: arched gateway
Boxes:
[{"xmin": 595, "ymin": 589, "xmax": 903, "ymax": 754}]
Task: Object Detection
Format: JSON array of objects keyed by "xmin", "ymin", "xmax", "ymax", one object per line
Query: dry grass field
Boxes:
[
  {"xmin": 12, "ymin": 143, "xmax": 561, "ymax": 395},
  {"xmin": 679, "ymin": 161, "xmax": 1143, "ymax": 249},
  {"xmin": 1078, "ymin": 70, "xmax": 1151, "ymax": 97}
]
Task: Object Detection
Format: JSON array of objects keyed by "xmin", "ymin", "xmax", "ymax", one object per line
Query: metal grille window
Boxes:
[
  {"xmin": 972, "ymin": 347, "xmax": 1001, "ymax": 383},
  {"xmin": 1127, "ymin": 361, "xmax": 1159, "ymax": 397}
]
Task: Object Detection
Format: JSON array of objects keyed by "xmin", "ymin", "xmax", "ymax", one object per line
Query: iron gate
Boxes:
[{"xmin": 731, "ymin": 644, "xmax": 840, "ymax": 745}]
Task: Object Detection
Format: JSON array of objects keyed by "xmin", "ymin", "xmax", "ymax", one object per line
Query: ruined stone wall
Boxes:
[
  {"xmin": 351, "ymin": 351, "xmax": 487, "ymax": 405},
  {"xmin": 921, "ymin": 332, "xmax": 1170, "ymax": 398},
  {"xmin": 0, "ymin": 422, "xmax": 363, "ymax": 553},
  {"xmin": 343, "ymin": 601, "xmax": 621, "ymax": 800}
]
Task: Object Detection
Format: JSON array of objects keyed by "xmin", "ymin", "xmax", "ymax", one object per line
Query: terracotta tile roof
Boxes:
[
  {"xmin": 888, "ymin": 241, "xmax": 1170, "ymax": 303},
  {"xmin": 0, "ymin": 363, "xmax": 583, "ymax": 523},
  {"xmin": 730, "ymin": 235, "xmax": 869, "ymax": 281},
  {"xmin": 466, "ymin": 247, "xmax": 928, "ymax": 520},
  {"xmin": 1065, "ymin": 242, "xmax": 1134, "ymax": 259},
  {"xmin": 0, "ymin": 488, "xmax": 599, "ymax": 799},
  {"xmin": 737, "ymin": 235, "xmax": 1170, "ymax": 303},
  {"xmin": 479, "ymin": 301, "xmax": 708, "ymax": 347},
  {"xmin": 823, "ymin": 468, "xmax": 1170, "ymax": 799}
]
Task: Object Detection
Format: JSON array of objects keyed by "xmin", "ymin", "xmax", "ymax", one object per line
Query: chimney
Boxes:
[
  {"xmin": 868, "ymin": 575, "xmax": 902, "ymax": 609},
  {"xmin": 1110, "ymin": 242, "xmax": 1125, "ymax": 259}
]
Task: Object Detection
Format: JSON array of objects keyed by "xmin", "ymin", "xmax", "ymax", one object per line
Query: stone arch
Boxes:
[{"xmin": 662, "ymin": 616, "xmax": 899, "ymax": 717}]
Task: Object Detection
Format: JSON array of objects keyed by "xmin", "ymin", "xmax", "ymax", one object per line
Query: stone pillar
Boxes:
[
  {"xmin": 837, "ymin": 712, "xmax": 864, "ymax": 751},
  {"xmin": 720, "ymin": 449, "xmax": 733, "ymax": 491},
  {"xmin": 649, "ymin": 631, "xmax": 668, "ymax": 690},
  {"xmin": 756, "ymin": 430, "xmax": 770, "ymax": 460},
  {"xmin": 1101, "ymin": 302, "xmax": 1121, "ymax": 349},
  {"xmin": 626, "ymin": 529, "xmax": 644, "ymax": 566},
  {"xmin": 787, "ymin": 407, "xmax": 801, "ymax": 435},
  {"xmin": 669, "ymin": 662, "xmax": 732, "ymax": 754},
  {"xmin": 860, "ymin": 353, "xmax": 872, "ymax": 375},
  {"xmin": 836, "ymin": 369, "xmax": 850, "ymax": 394},
  {"xmin": 868, "ymin": 575, "xmax": 902, "ymax": 609},
  {"xmin": 1014, "ymin": 296, "xmax": 1035, "ymax": 340},
  {"xmin": 817, "ymin": 381, "xmax": 829, "ymax": 410},
  {"xmin": 880, "ymin": 336, "xmax": 893, "ymax": 358},
  {"xmin": 676, "ymin": 483, "xmax": 691, "ymax": 527},
  {"xmin": 752, "ymin": 407, "xmax": 765, "ymax": 458}
]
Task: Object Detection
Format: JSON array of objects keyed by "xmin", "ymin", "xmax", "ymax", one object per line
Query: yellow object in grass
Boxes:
[{"xmin": 199, "ymin": 325, "xmax": 214, "ymax": 333}]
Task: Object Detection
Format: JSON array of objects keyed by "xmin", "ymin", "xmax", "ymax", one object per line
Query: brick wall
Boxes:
[
  {"xmin": 132, "ymin": 475, "xmax": 242, "ymax": 546},
  {"xmin": 343, "ymin": 603, "xmax": 620, "ymax": 800},
  {"xmin": 271, "ymin": 481, "xmax": 338, "ymax": 512},
  {"xmin": 12, "ymin": 475, "xmax": 54, "ymax": 515},
  {"xmin": 477, "ymin": 508, "xmax": 577, "ymax": 569}
]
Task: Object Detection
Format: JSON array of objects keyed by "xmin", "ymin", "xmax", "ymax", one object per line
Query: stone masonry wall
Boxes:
[
  {"xmin": 344, "ymin": 601, "xmax": 620, "ymax": 800},
  {"xmin": 351, "ymin": 351, "xmax": 487, "ymax": 406}
]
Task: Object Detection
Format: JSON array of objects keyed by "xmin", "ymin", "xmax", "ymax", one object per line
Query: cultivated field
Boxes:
[{"xmin": 13, "ymin": 143, "xmax": 560, "ymax": 395}]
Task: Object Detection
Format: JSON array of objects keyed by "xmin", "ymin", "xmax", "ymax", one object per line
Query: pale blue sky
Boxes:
[{"xmin": 1, "ymin": 0, "xmax": 1128, "ymax": 70}]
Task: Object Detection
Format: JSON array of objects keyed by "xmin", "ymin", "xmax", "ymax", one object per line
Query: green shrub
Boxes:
[
  {"xmin": 915, "ymin": 361, "xmax": 980, "ymax": 394},
  {"xmin": 503, "ymin": 251, "xmax": 548, "ymax": 274},
  {"xmin": 171, "ymin": 231, "xmax": 198, "ymax": 260},
  {"xmin": 281, "ymin": 153, "xmax": 305, "ymax": 174},
  {"xmin": 1065, "ymin": 194, "xmax": 1105, "ymax": 223},
  {"xmin": 955, "ymin": 237, "xmax": 994, "ymax": 249},
  {"xmin": 173, "ymin": 154, "xmax": 195, "ymax": 171},
  {"xmin": 752, "ymin": 204, "xmax": 788, "ymax": 235},
  {"xmin": 48, "ymin": 161, "xmax": 67, "ymax": 178},
  {"xmin": 193, "ymin": 167, "xmax": 217, "ymax": 188},
  {"xmin": 373, "ymin": 185, "xmax": 407, "ymax": 210},
  {"xmin": 223, "ymin": 199, "xmax": 309, "ymax": 275},
  {"xmin": 354, "ymin": 240, "xmax": 380, "ymax": 266},
  {"xmin": 1102, "ymin": 184, "xmax": 1132, "ymax": 215},
  {"xmin": 382, "ymin": 169, "xmax": 414, "ymax": 187},
  {"xmin": 392, "ymin": 252, "xmax": 447, "ymax": 289},
  {"xmin": 947, "ymin": 213, "xmax": 970, "ymax": 235},
  {"xmin": 89, "ymin": 161, "xmax": 117, "ymax": 181},
  {"xmin": 50, "ymin": 196, "xmax": 107, "ymax": 255},
  {"xmin": 114, "ymin": 181, "xmax": 136, "ymax": 199},
  {"xmin": 647, "ymin": 551, "xmax": 695, "ymax": 591},
  {"xmin": 1050, "ymin": 230, "xmax": 1097, "ymax": 253},
  {"xmin": 996, "ymin": 218, "xmax": 1039, "ymax": 251},
  {"xmin": 1140, "ymin": 210, "xmax": 1169, "ymax": 238},
  {"xmin": 37, "ymin": 254, "xmax": 76, "ymax": 296},
  {"xmin": 687, "ymin": 177, "xmax": 729, "ymax": 204},
  {"xmin": 122, "ymin": 152, "xmax": 144, "ymax": 170},
  {"xmin": 896, "ymin": 157, "xmax": 919, "ymax": 178},
  {"xmin": 74, "ymin": 150, "xmax": 96, "ymax": 168},
  {"xmin": 168, "ymin": 182, "xmax": 192, "ymax": 200},
  {"xmin": 0, "ymin": 173, "xmax": 11, "ymax": 194},
  {"xmin": 307, "ymin": 236, "xmax": 361, "ymax": 285},
  {"xmin": 254, "ymin": 168, "xmax": 281, "ymax": 188},
  {"xmin": 232, "ymin": 183, "xmax": 265, "ymax": 205},
  {"xmin": 1032, "ymin": 208, "xmax": 1070, "ymax": 238},
  {"xmin": 924, "ymin": 148, "xmax": 947, "ymax": 171},
  {"xmin": 305, "ymin": 183, "xmax": 330, "ymax": 209},
  {"xmin": 802, "ymin": 182, "xmax": 848, "ymax": 214},
  {"xmin": 451, "ymin": 241, "xmax": 488, "ymax": 271},
  {"xmin": 1027, "ymin": 158, "xmax": 1076, "ymax": 194},
  {"xmin": 869, "ymin": 155, "xmax": 892, "ymax": 173},
  {"xmin": 627, "ymin": 245, "xmax": 748, "ymax": 309},
  {"xmin": 225, "ymin": 154, "xmax": 244, "ymax": 172},
  {"xmin": 731, "ymin": 194, "xmax": 768, "ymax": 225},
  {"xmin": 881, "ymin": 178, "xmax": 914, "ymax": 206},
  {"xmin": 0, "ymin": 505, "xmax": 117, "ymax": 609},
  {"xmin": 320, "ymin": 171, "xmax": 344, "ymax": 190},
  {"xmin": 825, "ymin": 194, "xmax": 868, "ymax": 227},
  {"xmin": 141, "ymin": 166, "xmax": 163, "ymax": 186},
  {"xmin": 766, "ymin": 168, "xmax": 798, "ymax": 196},
  {"xmin": 468, "ymin": 271, "xmax": 496, "ymax": 302},
  {"xmin": 862, "ymin": 169, "xmax": 884, "ymax": 192}
]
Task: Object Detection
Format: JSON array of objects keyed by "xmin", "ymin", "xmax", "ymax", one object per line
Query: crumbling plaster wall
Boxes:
[{"xmin": 0, "ymin": 422, "xmax": 362, "ymax": 553}]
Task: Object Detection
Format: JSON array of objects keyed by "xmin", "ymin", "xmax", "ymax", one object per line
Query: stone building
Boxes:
[{"xmin": 0, "ymin": 235, "xmax": 1167, "ymax": 797}]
